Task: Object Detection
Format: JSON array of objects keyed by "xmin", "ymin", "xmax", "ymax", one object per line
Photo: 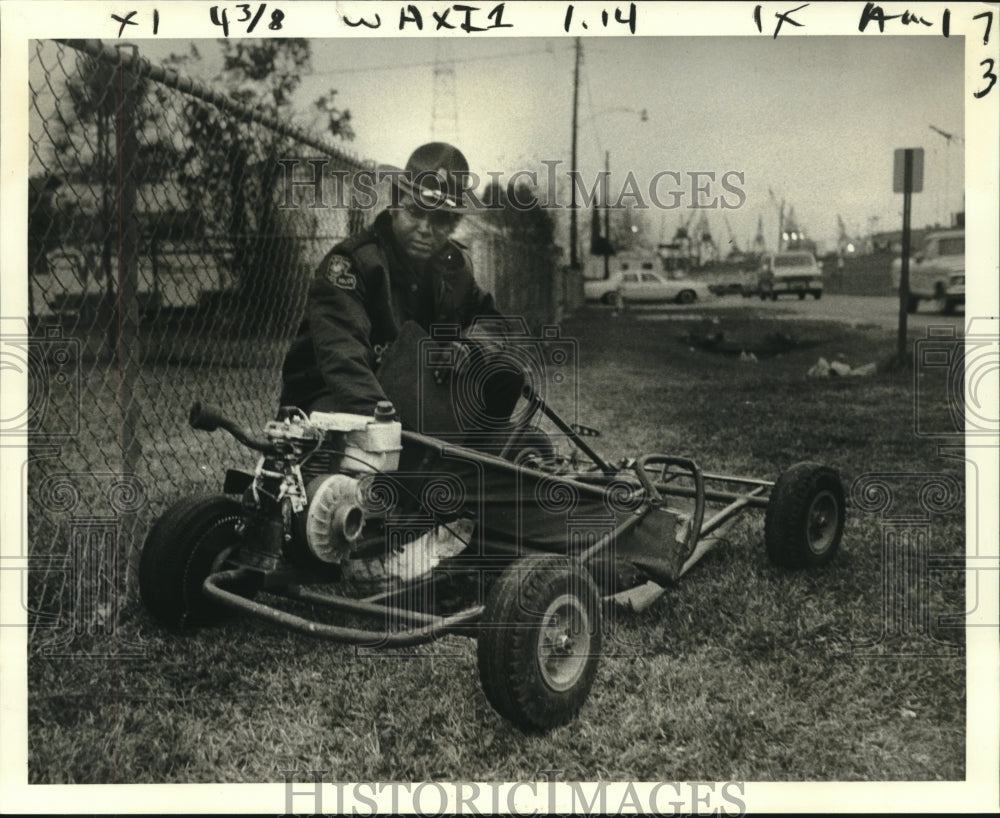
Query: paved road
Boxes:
[{"xmin": 628, "ymin": 293, "xmax": 966, "ymax": 333}]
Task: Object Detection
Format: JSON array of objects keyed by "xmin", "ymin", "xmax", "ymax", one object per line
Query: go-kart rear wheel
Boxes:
[
  {"xmin": 338, "ymin": 552, "xmax": 393, "ymax": 598},
  {"xmin": 139, "ymin": 494, "xmax": 253, "ymax": 630},
  {"xmin": 764, "ymin": 463, "xmax": 845, "ymax": 568},
  {"xmin": 477, "ymin": 555, "xmax": 601, "ymax": 732},
  {"xmin": 508, "ymin": 428, "xmax": 556, "ymax": 467}
]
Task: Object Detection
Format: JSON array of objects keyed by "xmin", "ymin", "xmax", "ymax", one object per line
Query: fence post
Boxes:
[{"xmin": 115, "ymin": 44, "xmax": 141, "ymax": 591}]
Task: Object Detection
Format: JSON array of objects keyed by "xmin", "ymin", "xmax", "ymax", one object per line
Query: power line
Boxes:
[{"xmin": 309, "ymin": 45, "xmax": 572, "ymax": 76}]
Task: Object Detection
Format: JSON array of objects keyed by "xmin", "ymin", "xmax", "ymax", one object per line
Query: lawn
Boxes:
[{"xmin": 26, "ymin": 304, "xmax": 966, "ymax": 783}]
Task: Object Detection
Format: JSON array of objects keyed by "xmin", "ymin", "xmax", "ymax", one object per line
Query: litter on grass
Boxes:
[{"xmin": 807, "ymin": 357, "xmax": 877, "ymax": 377}]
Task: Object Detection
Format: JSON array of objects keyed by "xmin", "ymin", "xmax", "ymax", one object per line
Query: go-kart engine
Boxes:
[{"xmin": 293, "ymin": 401, "xmax": 402, "ymax": 566}]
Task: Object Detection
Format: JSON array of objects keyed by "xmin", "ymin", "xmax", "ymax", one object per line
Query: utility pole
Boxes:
[
  {"xmin": 898, "ymin": 151, "xmax": 914, "ymax": 367},
  {"xmin": 894, "ymin": 147, "xmax": 924, "ymax": 369},
  {"xmin": 569, "ymin": 37, "xmax": 581, "ymax": 271},
  {"xmin": 603, "ymin": 149, "xmax": 611, "ymax": 279}
]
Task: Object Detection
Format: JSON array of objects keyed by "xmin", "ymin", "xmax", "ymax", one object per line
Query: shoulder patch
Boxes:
[{"xmin": 325, "ymin": 255, "xmax": 357, "ymax": 290}]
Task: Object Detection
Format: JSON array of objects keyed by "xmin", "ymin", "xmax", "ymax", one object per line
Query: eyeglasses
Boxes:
[{"xmin": 399, "ymin": 198, "xmax": 462, "ymax": 230}]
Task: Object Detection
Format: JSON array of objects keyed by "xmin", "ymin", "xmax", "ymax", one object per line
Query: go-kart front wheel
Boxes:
[
  {"xmin": 139, "ymin": 494, "xmax": 253, "ymax": 630},
  {"xmin": 764, "ymin": 463, "xmax": 845, "ymax": 568},
  {"xmin": 477, "ymin": 556, "xmax": 602, "ymax": 732}
]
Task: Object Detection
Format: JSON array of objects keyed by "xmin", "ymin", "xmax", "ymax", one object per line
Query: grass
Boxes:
[{"xmin": 27, "ymin": 304, "xmax": 965, "ymax": 783}]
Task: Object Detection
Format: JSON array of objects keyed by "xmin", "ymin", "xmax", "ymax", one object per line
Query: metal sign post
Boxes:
[{"xmin": 893, "ymin": 148, "xmax": 924, "ymax": 368}]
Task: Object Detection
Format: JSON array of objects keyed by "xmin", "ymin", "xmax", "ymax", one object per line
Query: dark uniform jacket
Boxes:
[{"xmin": 280, "ymin": 210, "xmax": 500, "ymax": 416}]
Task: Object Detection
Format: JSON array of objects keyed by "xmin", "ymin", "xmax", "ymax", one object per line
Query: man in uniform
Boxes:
[{"xmin": 279, "ymin": 142, "xmax": 509, "ymax": 425}]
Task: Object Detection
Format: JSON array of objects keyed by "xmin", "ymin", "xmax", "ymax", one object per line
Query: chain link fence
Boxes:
[{"xmin": 22, "ymin": 38, "xmax": 573, "ymax": 653}]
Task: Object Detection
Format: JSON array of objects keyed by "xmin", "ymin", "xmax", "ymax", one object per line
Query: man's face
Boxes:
[{"xmin": 390, "ymin": 191, "xmax": 461, "ymax": 261}]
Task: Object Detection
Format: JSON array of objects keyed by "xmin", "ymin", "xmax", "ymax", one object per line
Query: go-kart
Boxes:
[{"xmin": 139, "ymin": 320, "xmax": 846, "ymax": 732}]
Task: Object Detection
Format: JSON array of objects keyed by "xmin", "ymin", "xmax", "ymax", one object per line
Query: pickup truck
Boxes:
[{"xmin": 890, "ymin": 229, "xmax": 965, "ymax": 314}]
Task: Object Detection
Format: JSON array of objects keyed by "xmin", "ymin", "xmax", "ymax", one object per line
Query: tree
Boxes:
[
  {"xmin": 476, "ymin": 180, "xmax": 558, "ymax": 324},
  {"xmin": 47, "ymin": 53, "xmax": 131, "ymax": 312},
  {"xmin": 36, "ymin": 49, "xmax": 186, "ymax": 335},
  {"xmin": 478, "ymin": 180, "xmax": 556, "ymax": 245},
  {"xmin": 176, "ymin": 39, "xmax": 354, "ymax": 337},
  {"xmin": 607, "ymin": 201, "xmax": 652, "ymax": 255}
]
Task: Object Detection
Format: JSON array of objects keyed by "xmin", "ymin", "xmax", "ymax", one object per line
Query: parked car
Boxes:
[
  {"xmin": 757, "ymin": 251, "xmax": 824, "ymax": 300},
  {"xmin": 740, "ymin": 270, "xmax": 760, "ymax": 298},
  {"xmin": 584, "ymin": 263, "xmax": 713, "ymax": 305},
  {"xmin": 707, "ymin": 272, "xmax": 746, "ymax": 296},
  {"xmin": 890, "ymin": 229, "xmax": 965, "ymax": 314}
]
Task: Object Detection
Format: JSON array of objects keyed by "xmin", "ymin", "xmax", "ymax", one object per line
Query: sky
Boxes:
[{"xmin": 135, "ymin": 32, "xmax": 966, "ymax": 255}]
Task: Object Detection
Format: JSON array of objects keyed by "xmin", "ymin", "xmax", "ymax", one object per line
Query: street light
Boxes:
[
  {"xmin": 587, "ymin": 108, "xmax": 648, "ymax": 279},
  {"xmin": 929, "ymin": 124, "xmax": 964, "ymax": 226}
]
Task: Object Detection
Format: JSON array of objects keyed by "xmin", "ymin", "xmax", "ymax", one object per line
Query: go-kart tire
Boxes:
[
  {"xmin": 139, "ymin": 494, "xmax": 252, "ymax": 630},
  {"xmin": 508, "ymin": 428, "xmax": 557, "ymax": 467},
  {"xmin": 764, "ymin": 463, "xmax": 845, "ymax": 569},
  {"xmin": 338, "ymin": 553, "xmax": 393, "ymax": 598},
  {"xmin": 477, "ymin": 555, "xmax": 602, "ymax": 732}
]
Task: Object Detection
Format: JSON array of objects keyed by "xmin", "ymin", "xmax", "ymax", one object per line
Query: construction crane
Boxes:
[
  {"xmin": 724, "ymin": 214, "xmax": 741, "ymax": 255},
  {"xmin": 752, "ymin": 214, "xmax": 767, "ymax": 255},
  {"xmin": 657, "ymin": 211, "xmax": 698, "ymax": 271},
  {"xmin": 674, "ymin": 209, "xmax": 696, "ymax": 240},
  {"xmin": 695, "ymin": 213, "xmax": 718, "ymax": 266},
  {"xmin": 768, "ymin": 188, "xmax": 787, "ymax": 251}
]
